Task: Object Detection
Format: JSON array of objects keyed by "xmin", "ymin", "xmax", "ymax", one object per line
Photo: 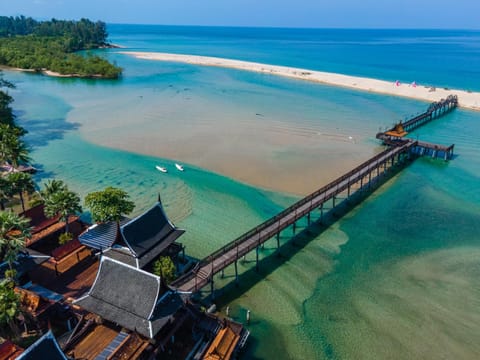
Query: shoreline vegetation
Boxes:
[
  {"xmin": 0, "ymin": 16, "xmax": 122, "ymax": 79},
  {"xmin": 122, "ymin": 51, "xmax": 480, "ymax": 111}
]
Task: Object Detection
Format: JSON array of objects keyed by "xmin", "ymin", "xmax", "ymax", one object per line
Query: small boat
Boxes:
[
  {"xmin": 175, "ymin": 163, "xmax": 184, "ymax": 171},
  {"xmin": 156, "ymin": 165, "xmax": 167, "ymax": 173}
]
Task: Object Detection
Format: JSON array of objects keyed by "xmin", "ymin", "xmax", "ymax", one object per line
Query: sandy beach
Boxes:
[{"xmin": 121, "ymin": 52, "xmax": 480, "ymax": 111}]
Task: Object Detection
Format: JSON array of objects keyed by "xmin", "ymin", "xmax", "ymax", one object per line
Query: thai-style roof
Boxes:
[
  {"xmin": 74, "ymin": 257, "xmax": 184, "ymax": 339},
  {"xmin": 101, "ymin": 202, "xmax": 185, "ymax": 268},
  {"xmin": 384, "ymin": 123, "xmax": 408, "ymax": 138},
  {"xmin": 16, "ymin": 330, "xmax": 68, "ymax": 360},
  {"xmin": 78, "ymin": 216, "xmax": 130, "ymax": 251}
]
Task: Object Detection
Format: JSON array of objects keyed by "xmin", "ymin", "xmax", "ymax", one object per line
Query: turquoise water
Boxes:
[{"xmin": 5, "ymin": 26, "xmax": 480, "ymax": 359}]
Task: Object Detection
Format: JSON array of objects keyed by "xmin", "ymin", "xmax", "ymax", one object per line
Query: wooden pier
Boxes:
[
  {"xmin": 376, "ymin": 95, "xmax": 457, "ymax": 141},
  {"xmin": 172, "ymin": 95, "xmax": 458, "ymax": 295}
]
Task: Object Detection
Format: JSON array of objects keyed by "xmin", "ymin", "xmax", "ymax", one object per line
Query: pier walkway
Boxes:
[{"xmin": 172, "ymin": 96, "xmax": 458, "ymax": 294}]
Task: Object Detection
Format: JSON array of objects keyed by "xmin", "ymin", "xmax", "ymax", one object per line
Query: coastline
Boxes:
[
  {"xmin": 120, "ymin": 51, "xmax": 480, "ymax": 111},
  {"xmin": 2, "ymin": 66, "xmax": 110, "ymax": 79}
]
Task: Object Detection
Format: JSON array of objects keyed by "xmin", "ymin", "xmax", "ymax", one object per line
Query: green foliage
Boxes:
[
  {"xmin": 0, "ymin": 124, "xmax": 30, "ymax": 167},
  {"xmin": 4, "ymin": 172, "xmax": 35, "ymax": 213},
  {"xmin": 0, "ymin": 177, "xmax": 9, "ymax": 211},
  {"xmin": 0, "ymin": 279, "xmax": 21, "ymax": 338},
  {"xmin": 41, "ymin": 179, "xmax": 68, "ymax": 198},
  {"xmin": 58, "ymin": 232, "xmax": 73, "ymax": 245},
  {"xmin": 0, "ymin": 16, "xmax": 121, "ymax": 79},
  {"xmin": 0, "ymin": 16, "xmax": 108, "ymax": 48},
  {"xmin": 42, "ymin": 179, "xmax": 82, "ymax": 233},
  {"xmin": 0, "ymin": 280, "xmax": 20, "ymax": 322},
  {"xmin": 0, "ymin": 211, "xmax": 31, "ymax": 273},
  {"xmin": 85, "ymin": 186, "xmax": 135, "ymax": 223},
  {"xmin": 152, "ymin": 256, "xmax": 176, "ymax": 284}
]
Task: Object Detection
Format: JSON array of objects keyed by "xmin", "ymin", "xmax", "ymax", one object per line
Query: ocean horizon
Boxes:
[{"xmin": 5, "ymin": 25, "xmax": 480, "ymax": 359}]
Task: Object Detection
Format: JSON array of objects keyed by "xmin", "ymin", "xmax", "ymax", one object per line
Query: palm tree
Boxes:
[
  {"xmin": 0, "ymin": 124, "xmax": 30, "ymax": 169},
  {"xmin": 0, "ymin": 211, "xmax": 31, "ymax": 276},
  {"xmin": 40, "ymin": 179, "xmax": 68, "ymax": 199},
  {"xmin": 43, "ymin": 183, "xmax": 82, "ymax": 234},
  {"xmin": 85, "ymin": 186, "xmax": 135, "ymax": 225},
  {"xmin": 5, "ymin": 172, "xmax": 35, "ymax": 213},
  {"xmin": 0, "ymin": 177, "xmax": 10, "ymax": 211}
]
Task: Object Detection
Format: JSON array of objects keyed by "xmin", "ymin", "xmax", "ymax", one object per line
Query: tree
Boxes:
[
  {"xmin": 0, "ymin": 177, "xmax": 9, "ymax": 211},
  {"xmin": 5, "ymin": 172, "xmax": 35, "ymax": 213},
  {"xmin": 42, "ymin": 180, "xmax": 82, "ymax": 234},
  {"xmin": 0, "ymin": 280, "xmax": 21, "ymax": 339},
  {"xmin": 85, "ymin": 187, "xmax": 135, "ymax": 224},
  {"xmin": 0, "ymin": 70, "xmax": 15, "ymax": 89},
  {"xmin": 0, "ymin": 211, "xmax": 31, "ymax": 275},
  {"xmin": 0, "ymin": 124, "xmax": 29, "ymax": 168},
  {"xmin": 152, "ymin": 256, "xmax": 176, "ymax": 285},
  {"xmin": 40, "ymin": 179, "xmax": 67, "ymax": 199}
]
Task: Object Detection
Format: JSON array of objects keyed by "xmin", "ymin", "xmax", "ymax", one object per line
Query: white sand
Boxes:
[{"xmin": 121, "ymin": 51, "xmax": 480, "ymax": 111}]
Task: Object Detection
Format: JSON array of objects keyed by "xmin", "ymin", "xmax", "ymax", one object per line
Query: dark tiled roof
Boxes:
[
  {"xmin": 17, "ymin": 330, "xmax": 68, "ymax": 360},
  {"xmin": 103, "ymin": 248, "xmax": 137, "ymax": 267},
  {"xmin": 78, "ymin": 217, "xmax": 130, "ymax": 250},
  {"xmin": 74, "ymin": 257, "xmax": 183, "ymax": 338},
  {"xmin": 120, "ymin": 203, "xmax": 184, "ymax": 259}
]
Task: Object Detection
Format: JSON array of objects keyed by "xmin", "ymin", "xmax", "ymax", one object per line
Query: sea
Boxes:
[{"xmin": 4, "ymin": 26, "xmax": 480, "ymax": 359}]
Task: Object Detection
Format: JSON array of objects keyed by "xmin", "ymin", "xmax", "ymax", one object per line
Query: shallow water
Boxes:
[{"xmin": 4, "ymin": 26, "xmax": 480, "ymax": 359}]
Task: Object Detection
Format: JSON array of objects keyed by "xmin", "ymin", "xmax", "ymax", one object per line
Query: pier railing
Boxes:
[{"xmin": 172, "ymin": 95, "xmax": 458, "ymax": 293}]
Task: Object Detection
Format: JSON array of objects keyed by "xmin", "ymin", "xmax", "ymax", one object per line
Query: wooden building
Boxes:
[
  {"xmin": 74, "ymin": 256, "xmax": 184, "ymax": 339},
  {"xmin": 0, "ymin": 339, "xmax": 23, "ymax": 360},
  {"xmin": 79, "ymin": 201, "xmax": 185, "ymax": 269}
]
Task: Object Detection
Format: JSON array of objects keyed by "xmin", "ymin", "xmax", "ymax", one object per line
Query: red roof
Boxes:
[
  {"xmin": 21, "ymin": 204, "xmax": 60, "ymax": 234},
  {"xmin": 0, "ymin": 339, "xmax": 23, "ymax": 359}
]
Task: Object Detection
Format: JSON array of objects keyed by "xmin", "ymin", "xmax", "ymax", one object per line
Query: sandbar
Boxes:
[{"xmin": 121, "ymin": 51, "xmax": 480, "ymax": 111}]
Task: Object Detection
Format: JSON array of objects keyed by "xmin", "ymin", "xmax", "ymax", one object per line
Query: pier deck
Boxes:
[{"xmin": 172, "ymin": 95, "xmax": 458, "ymax": 294}]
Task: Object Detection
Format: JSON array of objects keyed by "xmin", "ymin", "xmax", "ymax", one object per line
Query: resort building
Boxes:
[
  {"xmin": 74, "ymin": 256, "xmax": 185, "ymax": 339},
  {"xmin": 79, "ymin": 201, "xmax": 185, "ymax": 269}
]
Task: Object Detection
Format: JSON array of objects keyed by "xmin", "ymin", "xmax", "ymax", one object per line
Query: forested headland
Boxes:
[{"xmin": 0, "ymin": 16, "xmax": 122, "ymax": 79}]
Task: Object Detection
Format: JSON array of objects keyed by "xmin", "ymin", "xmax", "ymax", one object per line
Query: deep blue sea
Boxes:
[
  {"xmin": 108, "ymin": 25, "xmax": 480, "ymax": 91},
  {"xmin": 4, "ymin": 26, "xmax": 480, "ymax": 359}
]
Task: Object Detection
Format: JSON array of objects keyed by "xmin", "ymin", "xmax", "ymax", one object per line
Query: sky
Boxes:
[{"xmin": 1, "ymin": 0, "xmax": 479, "ymax": 29}]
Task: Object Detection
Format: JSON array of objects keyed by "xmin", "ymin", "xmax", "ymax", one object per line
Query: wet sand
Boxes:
[{"xmin": 75, "ymin": 92, "xmax": 376, "ymax": 196}]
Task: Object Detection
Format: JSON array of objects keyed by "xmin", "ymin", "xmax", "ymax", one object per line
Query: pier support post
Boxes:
[
  {"xmin": 276, "ymin": 232, "xmax": 280, "ymax": 248},
  {"xmin": 320, "ymin": 203, "xmax": 324, "ymax": 220},
  {"xmin": 307, "ymin": 212, "xmax": 311, "ymax": 225},
  {"xmin": 332, "ymin": 196, "xmax": 336, "ymax": 208},
  {"xmin": 210, "ymin": 278, "xmax": 215, "ymax": 300},
  {"xmin": 292, "ymin": 222, "xmax": 296, "ymax": 234},
  {"xmin": 256, "ymin": 246, "xmax": 259, "ymax": 272},
  {"xmin": 234, "ymin": 260, "xmax": 238, "ymax": 286},
  {"xmin": 221, "ymin": 269, "xmax": 224, "ymax": 278},
  {"xmin": 234, "ymin": 260, "xmax": 239, "ymax": 286}
]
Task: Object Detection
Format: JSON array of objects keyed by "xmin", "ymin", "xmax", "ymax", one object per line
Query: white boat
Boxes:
[
  {"xmin": 175, "ymin": 163, "xmax": 184, "ymax": 171},
  {"xmin": 156, "ymin": 165, "xmax": 167, "ymax": 173}
]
